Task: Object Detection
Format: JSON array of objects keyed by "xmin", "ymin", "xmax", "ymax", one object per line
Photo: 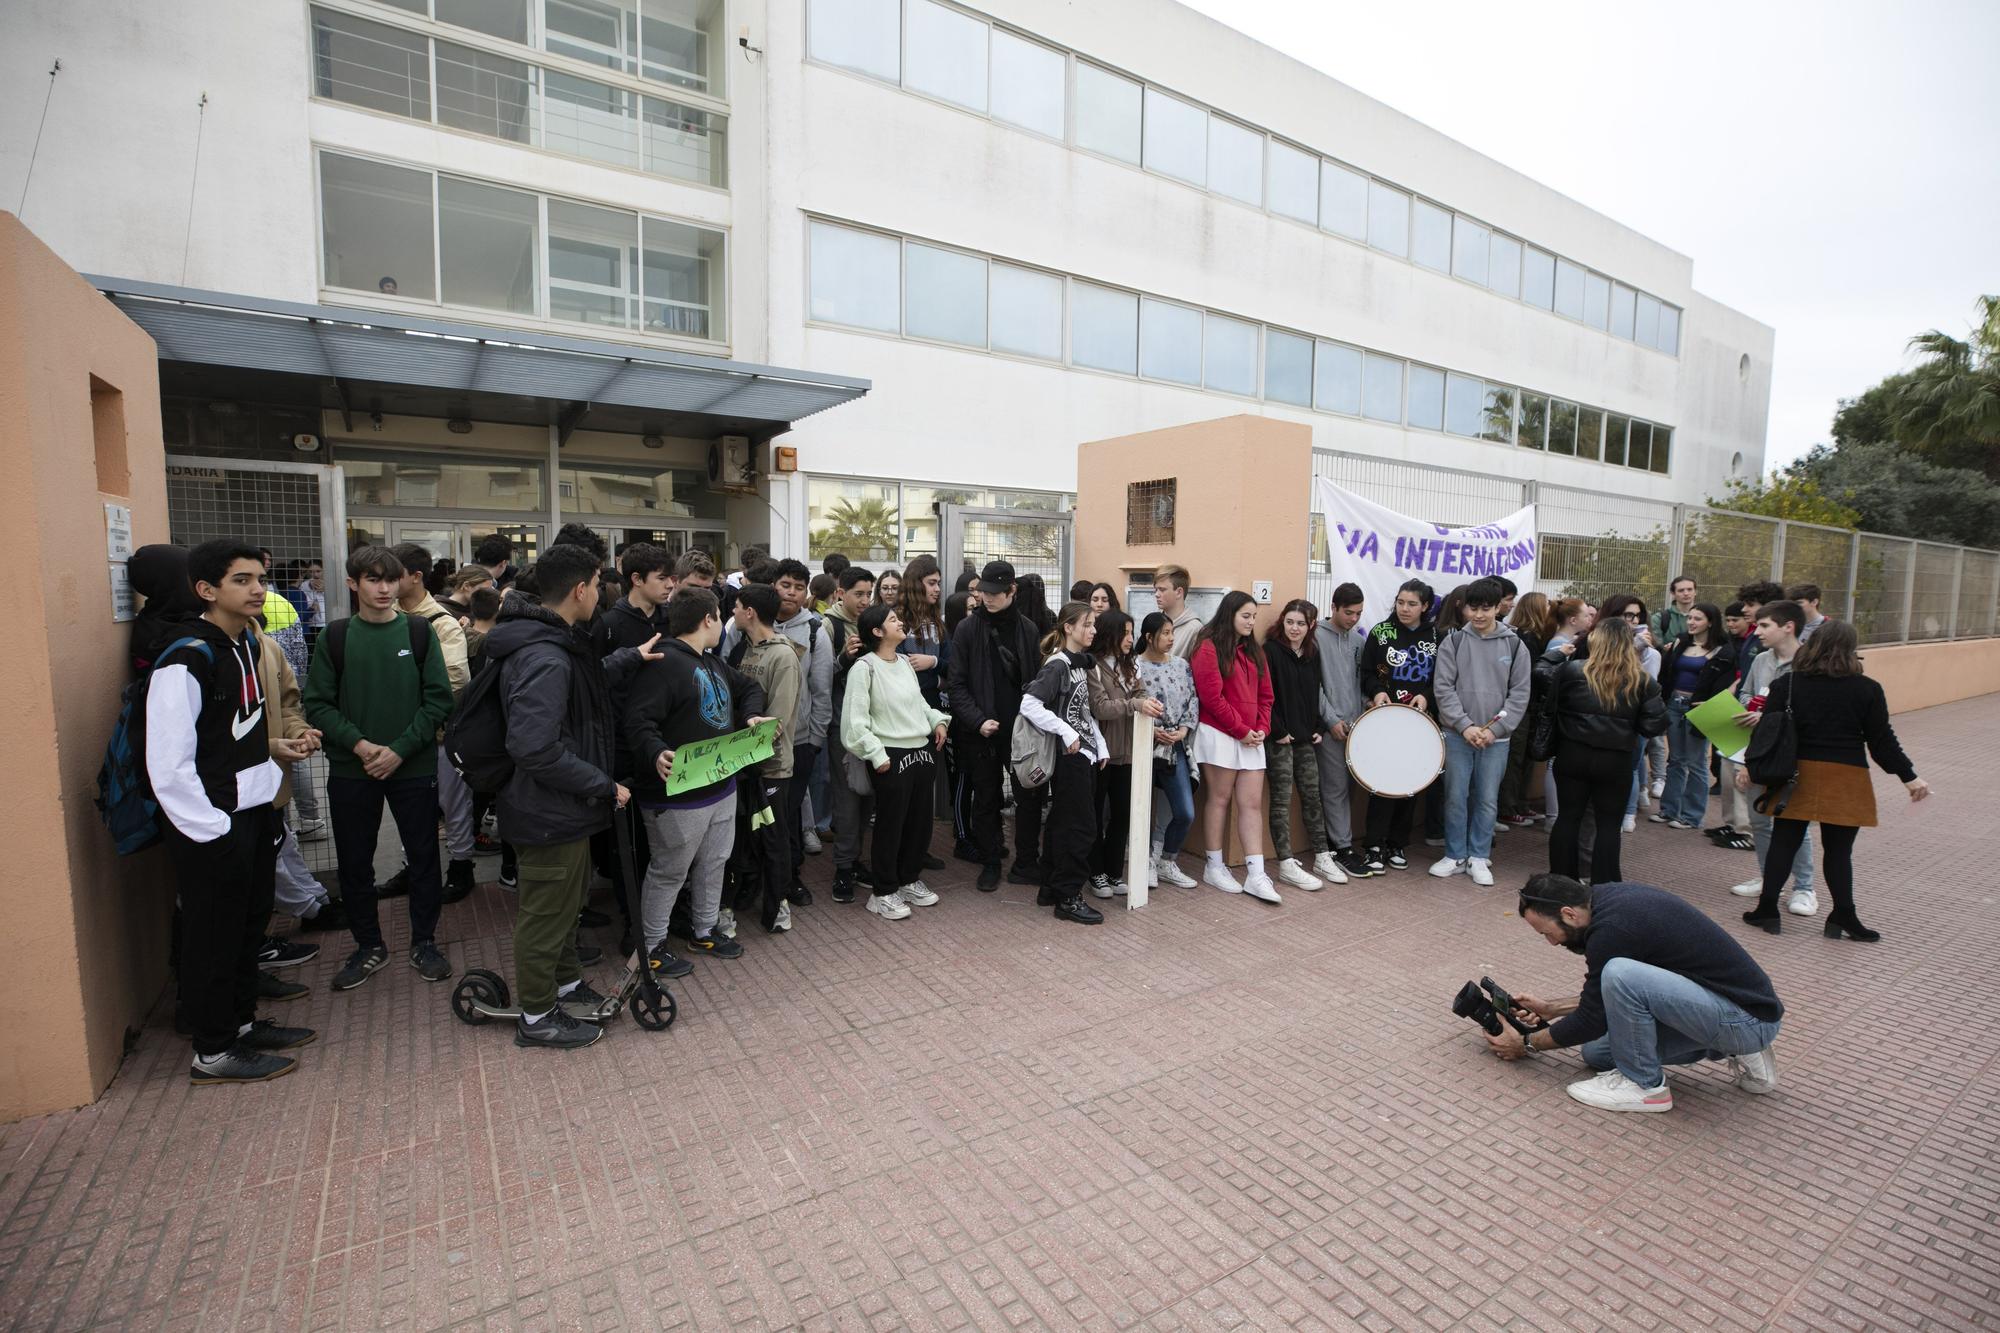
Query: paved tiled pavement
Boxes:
[{"xmin": 2, "ymin": 695, "xmax": 1994, "ymax": 1331}]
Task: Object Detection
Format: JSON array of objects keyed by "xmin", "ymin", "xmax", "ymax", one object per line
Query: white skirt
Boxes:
[{"xmin": 1193, "ymin": 722, "xmax": 1265, "ymax": 771}]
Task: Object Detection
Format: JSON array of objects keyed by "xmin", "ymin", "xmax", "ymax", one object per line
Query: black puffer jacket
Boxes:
[{"xmin": 1544, "ymin": 658, "xmax": 1668, "ymax": 752}]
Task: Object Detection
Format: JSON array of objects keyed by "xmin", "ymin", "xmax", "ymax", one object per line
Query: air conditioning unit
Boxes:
[{"xmin": 706, "ymin": 435, "xmax": 756, "ymax": 493}]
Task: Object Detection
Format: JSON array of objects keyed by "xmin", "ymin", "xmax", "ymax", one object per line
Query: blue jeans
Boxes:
[
  {"xmin": 809, "ymin": 745, "xmax": 830, "ymax": 834},
  {"xmin": 1155, "ymin": 750, "xmax": 1195, "ymax": 855},
  {"xmin": 1442, "ymin": 731, "xmax": 1510, "ymax": 861},
  {"xmin": 1578, "ymin": 957, "xmax": 1782, "ymax": 1088},
  {"xmin": 1625, "ymin": 737, "xmax": 1646, "ymax": 817},
  {"xmin": 1660, "ymin": 698, "xmax": 1711, "ymax": 825}
]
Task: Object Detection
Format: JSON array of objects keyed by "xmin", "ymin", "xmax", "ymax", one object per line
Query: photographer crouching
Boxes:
[{"xmin": 1485, "ymin": 874, "xmax": 1784, "ymax": 1113}]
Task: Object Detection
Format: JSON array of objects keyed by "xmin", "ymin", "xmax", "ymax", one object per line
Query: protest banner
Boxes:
[
  {"xmin": 1309, "ymin": 477, "xmax": 1538, "ymax": 619},
  {"xmin": 662, "ymin": 717, "xmax": 781, "ymax": 796}
]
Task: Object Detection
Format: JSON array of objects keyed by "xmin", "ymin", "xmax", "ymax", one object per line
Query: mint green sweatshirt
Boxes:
[{"xmin": 840, "ymin": 652, "xmax": 948, "ymax": 769}]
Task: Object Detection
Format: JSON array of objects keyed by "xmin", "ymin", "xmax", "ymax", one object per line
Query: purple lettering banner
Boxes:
[{"xmin": 1310, "ymin": 478, "xmax": 1538, "ymax": 621}]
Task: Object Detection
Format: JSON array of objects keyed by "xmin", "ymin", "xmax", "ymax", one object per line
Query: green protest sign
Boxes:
[
  {"xmin": 1686, "ymin": 691, "xmax": 1753, "ymax": 759},
  {"xmin": 662, "ymin": 718, "xmax": 781, "ymax": 796}
]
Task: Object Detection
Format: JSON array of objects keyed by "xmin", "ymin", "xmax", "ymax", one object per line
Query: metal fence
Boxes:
[{"xmin": 1309, "ymin": 448, "xmax": 2000, "ymax": 647}]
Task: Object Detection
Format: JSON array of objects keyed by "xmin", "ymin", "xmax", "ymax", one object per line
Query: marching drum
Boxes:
[{"xmin": 1345, "ymin": 703, "xmax": 1445, "ymax": 797}]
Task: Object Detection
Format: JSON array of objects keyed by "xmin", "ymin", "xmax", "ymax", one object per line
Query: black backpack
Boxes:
[
  {"xmin": 443, "ymin": 656, "xmax": 513, "ymax": 794},
  {"xmin": 321, "ymin": 614, "xmax": 432, "ymax": 695}
]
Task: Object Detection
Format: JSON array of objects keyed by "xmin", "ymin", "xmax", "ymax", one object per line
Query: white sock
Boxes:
[
  {"xmin": 238, "ymin": 1022, "xmax": 253, "ymax": 1036},
  {"xmin": 522, "ymin": 1008, "xmax": 551, "ymax": 1023},
  {"xmin": 557, "ymin": 979, "xmax": 579, "ymax": 998},
  {"xmin": 194, "ymin": 1049, "xmax": 227, "ymax": 1066},
  {"xmin": 1246, "ymin": 855, "xmax": 1265, "ymax": 876},
  {"xmin": 1206, "ymin": 850, "xmax": 1223, "ymax": 870}
]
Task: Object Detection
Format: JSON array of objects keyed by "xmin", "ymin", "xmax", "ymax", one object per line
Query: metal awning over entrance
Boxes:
[{"xmin": 89, "ymin": 276, "xmax": 869, "ymax": 443}]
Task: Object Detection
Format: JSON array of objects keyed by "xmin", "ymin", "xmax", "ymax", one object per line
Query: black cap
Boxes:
[{"xmin": 976, "ymin": 560, "xmax": 1016, "ymax": 595}]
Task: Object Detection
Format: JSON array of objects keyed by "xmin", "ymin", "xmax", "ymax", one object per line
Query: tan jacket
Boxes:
[
  {"xmin": 1087, "ymin": 659, "xmax": 1151, "ymax": 766},
  {"xmin": 406, "ymin": 591, "xmax": 471, "ymax": 697},
  {"xmin": 738, "ymin": 634, "xmax": 802, "ymax": 778},
  {"xmin": 256, "ymin": 631, "xmax": 313, "ymax": 809}
]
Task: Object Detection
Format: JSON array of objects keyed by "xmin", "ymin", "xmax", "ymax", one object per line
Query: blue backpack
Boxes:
[{"xmin": 96, "ymin": 636, "xmax": 214, "ymax": 855}]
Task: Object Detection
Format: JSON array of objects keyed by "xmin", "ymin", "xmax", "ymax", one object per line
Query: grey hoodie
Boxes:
[
  {"xmin": 1313, "ymin": 620, "xmax": 1369, "ymax": 730},
  {"xmin": 1434, "ymin": 622, "xmax": 1533, "ymax": 739}
]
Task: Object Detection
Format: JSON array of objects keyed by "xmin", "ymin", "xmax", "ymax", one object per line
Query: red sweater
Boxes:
[{"xmin": 1191, "ymin": 639, "xmax": 1274, "ymax": 740}]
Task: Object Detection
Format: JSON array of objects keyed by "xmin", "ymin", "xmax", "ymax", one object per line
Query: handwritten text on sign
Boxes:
[
  {"xmin": 662, "ymin": 717, "xmax": 781, "ymax": 796},
  {"xmin": 1310, "ymin": 477, "xmax": 1538, "ymax": 619}
]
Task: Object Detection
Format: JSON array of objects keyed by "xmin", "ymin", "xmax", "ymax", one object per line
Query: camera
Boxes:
[{"xmin": 1452, "ymin": 976, "xmax": 1545, "ymax": 1038}]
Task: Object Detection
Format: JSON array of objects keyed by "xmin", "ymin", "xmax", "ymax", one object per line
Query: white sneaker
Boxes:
[
  {"xmin": 802, "ymin": 827, "xmax": 823, "ymax": 855},
  {"xmin": 901, "ymin": 880, "xmax": 939, "ymax": 907},
  {"xmin": 1786, "ymin": 889, "xmax": 1817, "ymax": 916},
  {"xmin": 1729, "ymin": 1045, "xmax": 1779, "ymax": 1095},
  {"xmin": 1428, "ymin": 855, "xmax": 1467, "ymax": 879},
  {"xmin": 1491, "ymin": 820, "xmax": 1509, "ymax": 835},
  {"xmin": 1088, "ymin": 874, "xmax": 1116, "ymax": 899},
  {"xmin": 1109, "ymin": 878, "xmax": 1129, "ymax": 897},
  {"xmin": 1620, "ymin": 815, "xmax": 1637, "ymax": 834},
  {"xmin": 1311, "ymin": 851, "xmax": 1348, "ymax": 884},
  {"xmin": 715, "ymin": 907, "xmax": 738, "ymax": 939},
  {"xmin": 1650, "ymin": 778, "xmax": 1666, "ymax": 800},
  {"xmin": 1241, "ymin": 872, "xmax": 1282, "ymax": 904},
  {"xmin": 1566, "ymin": 1069, "xmax": 1673, "ymax": 1113},
  {"xmin": 1729, "ymin": 878, "xmax": 1764, "ymax": 897},
  {"xmin": 1276, "ymin": 858, "xmax": 1322, "ymax": 891},
  {"xmin": 1147, "ymin": 859, "xmax": 1159, "ymax": 889},
  {"xmin": 1466, "ymin": 858, "xmax": 1495, "ymax": 887},
  {"xmin": 772, "ymin": 900, "xmax": 793, "ymax": 932},
  {"xmin": 294, "ymin": 817, "xmax": 328, "ymax": 842},
  {"xmin": 1203, "ymin": 863, "xmax": 1244, "ymax": 894},
  {"xmin": 1157, "ymin": 857, "xmax": 1198, "ymax": 888},
  {"xmin": 865, "ymin": 891, "xmax": 911, "ymax": 920}
]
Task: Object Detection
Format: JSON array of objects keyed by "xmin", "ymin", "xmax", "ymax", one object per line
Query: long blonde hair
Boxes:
[{"xmin": 1581, "ymin": 619, "xmax": 1647, "ymax": 709}]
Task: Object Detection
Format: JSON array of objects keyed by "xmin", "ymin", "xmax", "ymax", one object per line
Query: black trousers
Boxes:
[
  {"xmin": 956, "ymin": 729, "xmax": 1011, "ymax": 867},
  {"xmin": 869, "ymin": 746, "xmax": 938, "ymax": 891},
  {"xmin": 1761, "ymin": 820, "xmax": 1860, "ymax": 919},
  {"xmin": 1045, "ymin": 752, "xmax": 1099, "ymax": 896},
  {"xmin": 329, "ymin": 773, "xmax": 442, "ymax": 951},
  {"xmin": 1014, "ymin": 783, "xmax": 1049, "ymax": 877},
  {"xmin": 731, "ymin": 774, "xmax": 791, "ymax": 931},
  {"xmin": 1363, "ymin": 782, "xmax": 1429, "ymax": 849},
  {"xmin": 1092, "ymin": 762, "xmax": 1133, "ymax": 879},
  {"xmin": 1550, "ymin": 741, "xmax": 1631, "ymax": 884},
  {"xmin": 786, "ymin": 743, "xmax": 818, "ymax": 880},
  {"xmin": 167, "ymin": 806, "xmax": 280, "ymax": 1057}
]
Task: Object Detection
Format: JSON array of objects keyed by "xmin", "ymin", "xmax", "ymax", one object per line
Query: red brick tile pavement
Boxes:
[{"xmin": 2, "ymin": 695, "xmax": 1995, "ymax": 1330}]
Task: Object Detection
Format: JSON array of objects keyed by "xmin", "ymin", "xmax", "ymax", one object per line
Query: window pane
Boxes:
[
  {"xmin": 1074, "ymin": 63, "xmax": 1141, "ymax": 164},
  {"xmin": 1650, "ymin": 425, "xmax": 1672, "ymax": 473},
  {"xmin": 1142, "ymin": 87, "xmax": 1206, "ymax": 186},
  {"xmin": 1411, "ymin": 199, "xmax": 1450, "ymax": 271},
  {"xmin": 642, "ymin": 216, "xmax": 722, "ymax": 340},
  {"xmin": 1314, "ymin": 341, "xmax": 1361, "ymax": 414},
  {"xmin": 1139, "ymin": 298, "xmax": 1201, "ymax": 384},
  {"xmin": 1548, "ymin": 399, "xmax": 1578, "ymax": 456},
  {"xmin": 1553, "ymin": 259, "xmax": 1585, "ymax": 320},
  {"xmin": 439, "ymin": 176, "xmax": 538, "ymax": 315},
  {"xmin": 1264, "ymin": 329, "xmax": 1312, "ymax": 405},
  {"xmin": 1203, "ymin": 314, "xmax": 1258, "ymax": 396},
  {"xmin": 1627, "ymin": 421, "xmax": 1652, "ymax": 471},
  {"xmin": 548, "ymin": 200, "xmax": 638, "ymax": 329},
  {"xmin": 1582, "ymin": 271, "xmax": 1610, "ymax": 330},
  {"xmin": 345, "ymin": 456, "xmax": 545, "ymax": 512},
  {"xmin": 543, "ymin": 71, "xmax": 640, "ymax": 167},
  {"xmin": 990, "ymin": 29, "xmax": 1063, "ymax": 138},
  {"xmin": 1362, "ymin": 353, "xmax": 1403, "ymax": 422},
  {"xmin": 312, "ymin": 8, "xmax": 431, "ymax": 120},
  {"xmin": 1071, "ymin": 282, "xmax": 1138, "ymax": 374},
  {"xmin": 1633, "ymin": 293, "xmax": 1661, "ymax": 348},
  {"xmin": 808, "ymin": 477, "xmax": 900, "ymax": 562},
  {"xmin": 638, "ymin": 0, "xmax": 723, "ymax": 94},
  {"xmin": 1517, "ymin": 391, "xmax": 1548, "ymax": 450},
  {"xmin": 1577, "ymin": 406, "xmax": 1603, "ymax": 461},
  {"xmin": 320, "ymin": 153, "xmax": 435, "ymax": 300},
  {"xmin": 436, "ymin": 42, "xmax": 533, "ymax": 143},
  {"xmin": 905, "ymin": 0, "xmax": 987, "ymax": 112},
  {"xmin": 1452, "ymin": 216, "xmax": 1490, "ymax": 285},
  {"xmin": 1366, "ymin": 181, "xmax": 1409, "ymax": 257},
  {"xmin": 989, "ymin": 262, "xmax": 1062, "ymax": 360},
  {"xmin": 1609, "ymin": 283, "xmax": 1636, "ymax": 339},
  {"xmin": 1657, "ymin": 304, "xmax": 1680, "ymax": 354},
  {"xmin": 1604, "ymin": 413, "xmax": 1630, "ymax": 466},
  {"xmin": 809, "ymin": 0, "xmax": 899, "ymax": 81},
  {"xmin": 1268, "ymin": 140, "xmax": 1317, "ymax": 224},
  {"xmin": 808, "ymin": 221, "xmax": 900, "ymax": 332},
  {"xmin": 438, "ymin": 0, "xmax": 528, "ymax": 43},
  {"xmin": 1444, "ymin": 372, "xmax": 1483, "ymax": 437},
  {"xmin": 1320, "ymin": 162, "xmax": 1367, "ymax": 240},
  {"xmin": 1406, "ymin": 364, "xmax": 1444, "ymax": 431},
  {"xmin": 1207, "ymin": 117, "xmax": 1262, "ymax": 205},
  {"xmin": 1481, "ymin": 385, "xmax": 1514, "ymax": 445},
  {"xmin": 545, "ymin": 0, "xmax": 633, "ymax": 69},
  {"xmin": 903, "ymin": 241, "xmax": 987, "ymax": 347},
  {"xmin": 641, "ymin": 96, "xmax": 727, "ymax": 187},
  {"xmin": 1522, "ymin": 246, "xmax": 1554, "ymax": 309},
  {"xmin": 1488, "ymin": 233, "xmax": 1521, "ymax": 298}
]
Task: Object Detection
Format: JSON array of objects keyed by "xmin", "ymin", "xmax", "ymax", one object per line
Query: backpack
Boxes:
[
  {"xmin": 442, "ymin": 656, "xmax": 513, "ymax": 794},
  {"xmin": 96, "ymin": 636, "xmax": 214, "ymax": 855},
  {"xmin": 322, "ymin": 613, "xmax": 431, "ymax": 683},
  {"xmin": 1009, "ymin": 657, "xmax": 1077, "ymax": 790}
]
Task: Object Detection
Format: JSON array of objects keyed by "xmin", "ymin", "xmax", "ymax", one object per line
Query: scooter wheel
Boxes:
[
  {"xmin": 630, "ymin": 984, "xmax": 677, "ymax": 1031},
  {"xmin": 452, "ymin": 969, "xmax": 509, "ymax": 1025}
]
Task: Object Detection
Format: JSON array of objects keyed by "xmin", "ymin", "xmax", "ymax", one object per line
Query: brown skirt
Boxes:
[{"xmin": 1779, "ymin": 758, "xmax": 1877, "ymax": 827}]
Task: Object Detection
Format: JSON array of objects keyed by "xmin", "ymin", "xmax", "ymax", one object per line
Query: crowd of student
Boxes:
[{"xmin": 125, "ymin": 524, "xmax": 1927, "ymax": 1085}]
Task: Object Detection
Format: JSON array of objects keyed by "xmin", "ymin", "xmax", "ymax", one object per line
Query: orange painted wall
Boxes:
[
  {"xmin": 1866, "ymin": 638, "xmax": 2000, "ymax": 715},
  {"xmin": 0, "ymin": 214, "xmax": 172, "ymax": 1120}
]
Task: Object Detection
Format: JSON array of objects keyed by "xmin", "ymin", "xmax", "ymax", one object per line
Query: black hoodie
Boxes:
[
  {"xmin": 142, "ymin": 615, "xmax": 283, "ymax": 842},
  {"xmin": 620, "ymin": 638, "xmax": 767, "ymax": 807},
  {"xmin": 128, "ymin": 543, "xmax": 203, "ymax": 675}
]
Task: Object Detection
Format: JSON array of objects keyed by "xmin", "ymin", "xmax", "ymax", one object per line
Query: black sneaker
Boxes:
[
  {"xmin": 257, "ymin": 970, "xmax": 309, "ymax": 1001},
  {"xmin": 498, "ymin": 846, "xmax": 518, "ymax": 890},
  {"xmin": 190, "ymin": 1045, "xmax": 297, "ymax": 1085},
  {"xmin": 578, "ymin": 905, "xmax": 611, "ymax": 928},
  {"xmin": 557, "ymin": 980, "xmax": 609, "ymax": 1021},
  {"xmin": 239, "ymin": 1018, "xmax": 317, "ymax": 1051},
  {"xmin": 831, "ymin": 869, "xmax": 857, "ymax": 904},
  {"xmin": 1054, "ymin": 895, "xmax": 1104, "ymax": 925},
  {"xmin": 647, "ymin": 940, "xmax": 694, "ymax": 978},
  {"xmin": 1036, "ymin": 885, "xmax": 1062, "ymax": 907},
  {"xmin": 976, "ymin": 864, "xmax": 1001, "ymax": 893},
  {"xmin": 375, "ymin": 865, "xmax": 411, "ymax": 899},
  {"xmin": 853, "ymin": 862, "xmax": 876, "ymax": 889},
  {"xmin": 1361, "ymin": 846, "xmax": 1388, "ymax": 874},
  {"xmin": 686, "ymin": 932, "xmax": 744, "ymax": 959},
  {"xmin": 331, "ymin": 945, "xmax": 390, "ymax": 991},
  {"xmin": 922, "ymin": 853, "xmax": 946, "ymax": 871},
  {"xmin": 298, "ymin": 898, "xmax": 348, "ymax": 932},
  {"xmin": 1008, "ymin": 862, "xmax": 1043, "ymax": 886},
  {"xmin": 953, "ymin": 840, "xmax": 984, "ymax": 865},
  {"xmin": 1336, "ymin": 848, "xmax": 1376, "ymax": 879},
  {"xmin": 514, "ymin": 1007, "xmax": 603, "ymax": 1050},
  {"xmin": 1385, "ymin": 846, "xmax": 1409, "ymax": 870},
  {"xmin": 256, "ymin": 935, "xmax": 318, "ymax": 968},
  {"xmin": 576, "ymin": 939, "xmax": 604, "ymax": 966},
  {"xmin": 410, "ymin": 941, "xmax": 451, "ymax": 982},
  {"xmin": 788, "ymin": 883, "xmax": 814, "ymax": 907},
  {"xmin": 442, "ymin": 858, "xmax": 476, "ymax": 904}
]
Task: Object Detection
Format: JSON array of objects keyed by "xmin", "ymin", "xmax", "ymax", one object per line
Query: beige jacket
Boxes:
[{"xmin": 255, "ymin": 632, "xmax": 312, "ymax": 809}]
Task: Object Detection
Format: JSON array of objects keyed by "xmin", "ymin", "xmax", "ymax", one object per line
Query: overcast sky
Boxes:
[{"xmin": 1179, "ymin": 0, "xmax": 2000, "ymax": 480}]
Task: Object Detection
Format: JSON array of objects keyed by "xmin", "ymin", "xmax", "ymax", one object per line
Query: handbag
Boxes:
[
  {"xmin": 1527, "ymin": 665, "xmax": 1561, "ymax": 763},
  {"xmin": 1742, "ymin": 675, "xmax": 1799, "ymax": 788}
]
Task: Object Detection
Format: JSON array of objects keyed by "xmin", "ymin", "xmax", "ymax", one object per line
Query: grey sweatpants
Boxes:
[
  {"xmin": 272, "ymin": 822, "xmax": 330, "ymax": 918},
  {"xmin": 827, "ymin": 734, "xmax": 874, "ymax": 870},
  {"xmin": 1314, "ymin": 734, "xmax": 1356, "ymax": 849},
  {"xmin": 437, "ymin": 744, "xmax": 476, "ymax": 861},
  {"xmin": 639, "ymin": 797, "xmax": 736, "ymax": 946}
]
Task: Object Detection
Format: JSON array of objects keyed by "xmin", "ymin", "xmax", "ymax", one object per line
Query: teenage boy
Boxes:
[
  {"xmin": 674, "ymin": 550, "xmax": 716, "ymax": 593},
  {"xmin": 1726, "ymin": 600, "xmax": 1816, "ymax": 913},
  {"xmin": 1733, "ymin": 580, "xmax": 1785, "ymax": 679},
  {"xmin": 474, "ymin": 532, "xmax": 518, "ymax": 590},
  {"xmin": 147, "ymin": 540, "xmax": 314, "ymax": 1083},
  {"xmin": 591, "ymin": 543, "xmax": 676, "ymax": 943},
  {"xmin": 730, "ymin": 583, "xmax": 803, "ymax": 933},
  {"xmin": 822, "ymin": 566, "xmax": 878, "ymax": 902},
  {"xmin": 1429, "ymin": 579, "xmax": 1532, "ymax": 887},
  {"xmin": 1313, "ymin": 584, "xmax": 1377, "ymax": 878},
  {"xmin": 1785, "ymin": 583, "xmax": 1827, "ymax": 640},
  {"xmin": 625, "ymin": 586, "xmax": 768, "ymax": 968},
  {"xmin": 726, "ymin": 558, "xmax": 831, "ymax": 898},
  {"xmin": 303, "ymin": 546, "xmax": 455, "ymax": 990},
  {"xmin": 485, "ymin": 543, "xmax": 649, "ymax": 1049},
  {"xmin": 387, "ymin": 543, "xmax": 477, "ymax": 903},
  {"xmin": 1493, "ymin": 577, "xmax": 1519, "ymax": 622},
  {"xmin": 947, "ymin": 560, "xmax": 1043, "ymax": 891},
  {"xmin": 1152, "ymin": 564, "xmax": 1202, "ymax": 659},
  {"xmin": 252, "ymin": 600, "xmax": 339, "ymax": 945},
  {"xmin": 1653, "ymin": 576, "xmax": 1697, "ymax": 644}
]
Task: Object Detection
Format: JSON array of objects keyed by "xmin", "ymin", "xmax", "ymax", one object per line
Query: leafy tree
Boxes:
[
  {"xmin": 1789, "ymin": 439, "xmax": 2000, "ymax": 548},
  {"xmin": 810, "ymin": 496, "xmax": 899, "ymax": 561},
  {"xmin": 1711, "ymin": 474, "xmax": 1861, "ymax": 528},
  {"xmin": 1890, "ymin": 294, "xmax": 2000, "ymax": 478}
]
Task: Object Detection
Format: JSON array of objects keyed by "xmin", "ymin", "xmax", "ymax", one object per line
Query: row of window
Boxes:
[
  {"xmin": 806, "ymin": 0, "xmax": 1683, "ymax": 355},
  {"xmin": 805, "ymin": 476, "xmax": 1071, "ymax": 563},
  {"xmin": 319, "ymin": 149, "xmax": 726, "ymax": 342},
  {"xmin": 807, "ymin": 219, "xmax": 1674, "ymax": 475},
  {"xmin": 313, "ymin": 6, "xmax": 727, "ymax": 187},
  {"xmin": 361, "ymin": 0, "xmax": 724, "ymax": 97}
]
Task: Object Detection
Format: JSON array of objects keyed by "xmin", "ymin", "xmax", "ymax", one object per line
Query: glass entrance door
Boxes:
[
  {"xmin": 938, "ymin": 505, "xmax": 1071, "ymax": 588},
  {"xmin": 345, "ymin": 519, "xmax": 546, "ymax": 570}
]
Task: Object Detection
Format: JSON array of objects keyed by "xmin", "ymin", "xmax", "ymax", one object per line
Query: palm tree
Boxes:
[
  {"xmin": 812, "ymin": 496, "xmax": 899, "ymax": 561},
  {"xmin": 1892, "ymin": 294, "xmax": 2000, "ymax": 478}
]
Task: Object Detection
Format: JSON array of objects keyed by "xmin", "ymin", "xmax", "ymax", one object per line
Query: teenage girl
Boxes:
[
  {"xmin": 1265, "ymin": 599, "xmax": 1336, "ymax": 892},
  {"xmin": 842, "ymin": 604, "xmax": 950, "ymax": 921},
  {"xmin": 1019, "ymin": 602, "xmax": 1107, "ymax": 925},
  {"xmin": 1136, "ymin": 612, "xmax": 1199, "ymax": 889},
  {"xmin": 1191, "ymin": 591, "xmax": 1278, "ymax": 902},
  {"xmin": 1653, "ymin": 601, "xmax": 1736, "ymax": 829},
  {"xmin": 1085, "ymin": 610, "xmax": 1164, "ymax": 897}
]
